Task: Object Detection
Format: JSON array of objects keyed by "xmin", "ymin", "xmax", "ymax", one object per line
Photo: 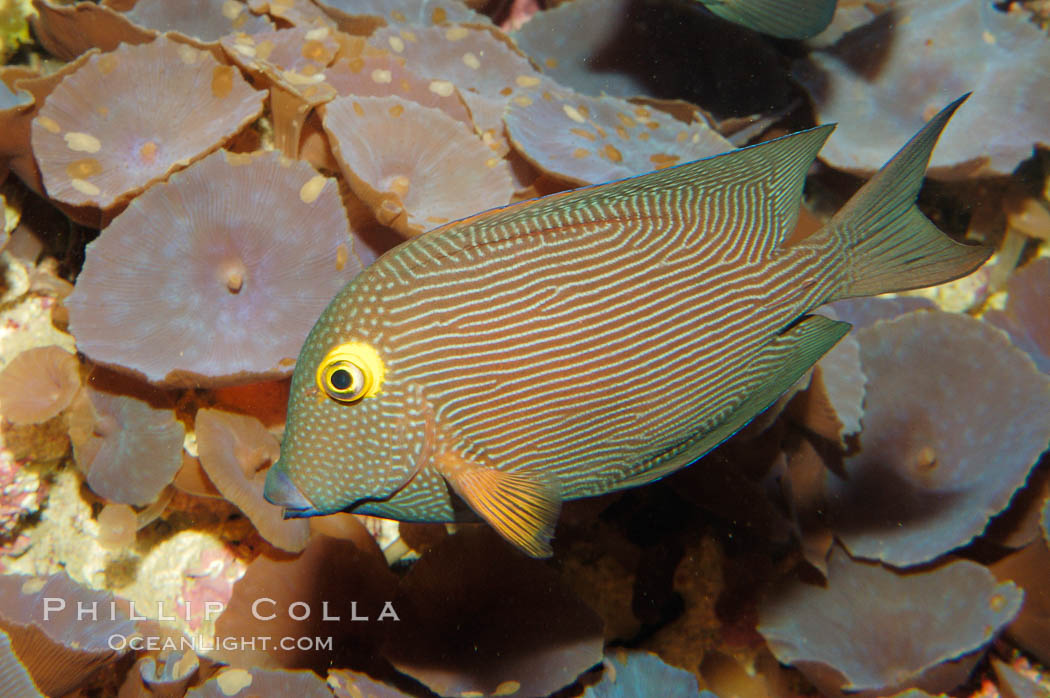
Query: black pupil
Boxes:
[{"xmin": 330, "ymin": 368, "xmax": 353, "ymax": 391}]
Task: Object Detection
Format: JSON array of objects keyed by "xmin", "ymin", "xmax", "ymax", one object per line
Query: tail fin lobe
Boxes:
[{"xmin": 823, "ymin": 94, "xmax": 992, "ymax": 301}]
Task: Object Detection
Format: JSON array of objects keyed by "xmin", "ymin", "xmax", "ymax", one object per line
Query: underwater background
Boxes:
[{"xmin": 0, "ymin": 0, "xmax": 1049, "ymax": 696}]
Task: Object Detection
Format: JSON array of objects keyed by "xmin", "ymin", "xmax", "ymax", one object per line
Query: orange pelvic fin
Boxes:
[{"xmin": 437, "ymin": 451, "xmax": 561, "ymax": 558}]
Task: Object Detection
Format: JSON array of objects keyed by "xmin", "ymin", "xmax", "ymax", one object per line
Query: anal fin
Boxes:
[
  {"xmin": 437, "ymin": 451, "xmax": 562, "ymax": 558},
  {"xmin": 618, "ymin": 314, "xmax": 851, "ymax": 490}
]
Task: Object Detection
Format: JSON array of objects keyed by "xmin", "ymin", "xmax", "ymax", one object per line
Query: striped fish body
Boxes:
[{"xmin": 265, "ymin": 97, "xmax": 989, "ymax": 557}]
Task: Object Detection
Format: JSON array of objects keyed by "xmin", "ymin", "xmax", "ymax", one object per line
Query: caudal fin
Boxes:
[{"xmin": 822, "ymin": 95, "xmax": 992, "ymax": 301}]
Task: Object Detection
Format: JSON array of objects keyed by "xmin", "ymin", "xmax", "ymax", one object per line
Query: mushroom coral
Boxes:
[
  {"xmin": 0, "ymin": 345, "xmax": 81, "ymax": 425},
  {"xmin": 793, "ymin": 0, "xmax": 1050, "ymax": 178},
  {"xmin": 367, "ymin": 22, "xmax": 538, "ymax": 151},
  {"xmin": 31, "ymin": 36, "xmax": 265, "ymax": 212},
  {"xmin": 511, "ymin": 0, "xmax": 792, "ymax": 116},
  {"xmin": 758, "ymin": 547, "xmax": 1023, "ymax": 697},
  {"xmin": 323, "ymin": 95, "xmax": 514, "ymax": 236},
  {"xmin": 584, "ymin": 649, "xmax": 713, "ymax": 698},
  {"xmin": 827, "ymin": 295, "xmax": 937, "ymax": 331},
  {"xmin": 823, "ymin": 311, "xmax": 1050, "ymax": 567},
  {"xmin": 119, "ymin": 651, "xmax": 199, "ymax": 698},
  {"xmin": 96, "ymin": 502, "xmax": 138, "ymax": 549},
  {"xmin": 505, "ymin": 77, "xmax": 733, "ymax": 186},
  {"xmin": 789, "ymin": 317, "xmax": 865, "ymax": 447},
  {"xmin": 992, "ymin": 657, "xmax": 1050, "ymax": 698},
  {"xmin": 69, "ymin": 386, "xmax": 185, "ymax": 507},
  {"xmin": 0, "ymin": 628, "xmax": 44, "ymax": 698},
  {"xmin": 985, "ymin": 257, "xmax": 1050, "ymax": 375},
  {"xmin": 1, "ymin": 52, "xmax": 96, "ymax": 202},
  {"xmin": 328, "ymin": 669, "xmax": 416, "ymax": 698},
  {"xmin": 187, "ymin": 667, "xmax": 332, "ymax": 697},
  {"xmin": 66, "ymin": 148, "xmax": 365, "ymax": 385},
  {"xmin": 220, "ymin": 24, "xmax": 343, "ymax": 157},
  {"xmin": 247, "ymin": 0, "xmax": 336, "ymax": 28},
  {"xmin": 315, "ymin": 0, "xmax": 490, "ymax": 29},
  {"xmin": 29, "ymin": 0, "xmax": 152, "ymax": 62},
  {"xmin": 991, "ymin": 539, "xmax": 1050, "ymax": 666},
  {"xmin": 0, "ymin": 572, "xmax": 136, "ymax": 696},
  {"xmin": 325, "ymin": 52, "xmax": 472, "ymax": 127},
  {"xmin": 213, "ymin": 534, "xmax": 396, "ymax": 671},
  {"xmin": 194, "ymin": 407, "xmax": 310, "ymax": 552},
  {"xmin": 382, "ymin": 526, "xmax": 604, "ymax": 698},
  {"xmin": 122, "ymin": 0, "xmax": 274, "ymax": 48}
]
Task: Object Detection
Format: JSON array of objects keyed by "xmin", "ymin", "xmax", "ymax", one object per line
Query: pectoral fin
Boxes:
[
  {"xmin": 619, "ymin": 314, "xmax": 851, "ymax": 489},
  {"xmin": 437, "ymin": 451, "xmax": 562, "ymax": 558}
]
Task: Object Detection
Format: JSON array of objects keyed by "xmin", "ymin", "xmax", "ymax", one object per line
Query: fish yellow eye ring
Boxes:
[{"xmin": 316, "ymin": 341, "xmax": 384, "ymax": 402}]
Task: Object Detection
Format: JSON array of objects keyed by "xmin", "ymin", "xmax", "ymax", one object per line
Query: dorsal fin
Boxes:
[{"xmin": 424, "ymin": 124, "xmax": 834, "ymax": 262}]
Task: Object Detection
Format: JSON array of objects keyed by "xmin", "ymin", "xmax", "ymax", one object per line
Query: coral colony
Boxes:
[{"xmin": 0, "ymin": 0, "xmax": 1047, "ymax": 697}]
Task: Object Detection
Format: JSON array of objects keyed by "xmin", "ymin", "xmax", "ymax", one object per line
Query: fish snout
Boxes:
[{"xmin": 263, "ymin": 466, "xmax": 315, "ymax": 515}]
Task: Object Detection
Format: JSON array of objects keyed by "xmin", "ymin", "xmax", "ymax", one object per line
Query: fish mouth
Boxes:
[{"xmin": 263, "ymin": 467, "xmax": 319, "ymax": 517}]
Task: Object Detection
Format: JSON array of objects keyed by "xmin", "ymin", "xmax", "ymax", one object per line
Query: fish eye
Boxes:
[
  {"xmin": 321, "ymin": 361, "xmax": 366, "ymax": 402},
  {"xmin": 316, "ymin": 341, "xmax": 385, "ymax": 403}
]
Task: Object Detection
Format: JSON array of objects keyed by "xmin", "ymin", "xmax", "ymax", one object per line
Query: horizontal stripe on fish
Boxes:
[{"xmin": 372, "ymin": 273, "xmax": 838, "ymax": 493}]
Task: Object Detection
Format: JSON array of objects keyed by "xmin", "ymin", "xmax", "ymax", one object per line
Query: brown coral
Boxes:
[
  {"xmin": 213, "ymin": 534, "xmax": 396, "ymax": 671},
  {"xmin": 0, "ymin": 345, "xmax": 81, "ymax": 425},
  {"xmin": 0, "ymin": 572, "xmax": 136, "ymax": 696},
  {"xmin": 383, "ymin": 526, "xmax": 604, "ymax": 697},
  {"xmin": 505, "ymin": 77, "xmax": 733, "ymax": 185},
  {"xmin": 31, "ymin": 36, "xmax": 265, "ymax": 212},
  {"xmin": 69, "ymin": 387, "xmax": 185, "ymax": 507},
  {"xmin": 195, "ymin": 408, "xmax": 310, "ymax": 552},
  {"xmin": 66, "ymin": 148, "xmax": 365, "ymax": 385},
  {"xmin": 323, "ymin": 95, "xmax": 514, "ymax": 235},
  {"xmin": 759, "ymin": 547, "xmax": 1023, "ymax": 697}
]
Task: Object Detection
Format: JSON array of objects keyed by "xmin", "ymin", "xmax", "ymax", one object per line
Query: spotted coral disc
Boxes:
[
  {"xmin": 505, "ymin": 77, "xmax": 733, "ymax": 185},
  {"xmin": 315, "ymin": 0, "xmax": 490, "ymax": 28},
  {"xmin": 31, "ymin": 36, "xmax": 265, "ymax": 210},
  {"xmin": 323, "ymin": 95, "xmax": 514, "ymax": 236},
  {"xmin": 66, "ymin": 148, "xmax": 366, "ymax": 385},
  {"xmin": 123, "ymin": 0, "xmax": 274, "ymax": 44}
]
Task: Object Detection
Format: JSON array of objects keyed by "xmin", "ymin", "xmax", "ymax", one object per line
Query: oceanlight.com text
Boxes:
[{"xmin": 108, "ymin": 634, "xmax": 335, "ymax": 653}]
